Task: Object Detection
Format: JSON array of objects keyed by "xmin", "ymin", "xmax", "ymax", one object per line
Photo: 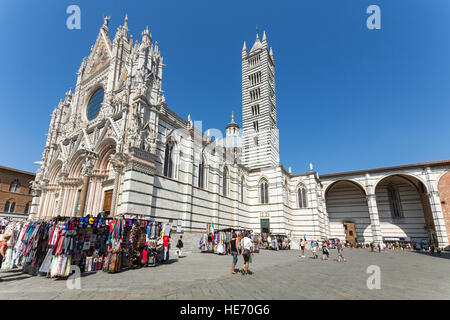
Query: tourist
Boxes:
[
  {"xmin": 1, "ymin": 218, "xmax": 7, "ymax": 234},
  {"xmin": 311, "ymin": 239, "xmax": 318, "ymax": 259},
  {"xmin": 240, "ymin": 232, "xmax": 253, "ymax": 275},
  {"xmin": 322, "ymin": 241, "xmax": 329, "ymax": 260},
  {"xmin": 230, "ymin": 232, "xmax": 239, "ymax": 274},
  {"xmin": 176, "ymin": 235, "xmax": 184, "ymax": 258},
  {"xmin": 300, "ymin": 238, "xmax": 306, "ymax": 258},
  {"xmin": 336, "ymin": 239, "xmax": 346, "ymax": 262},
  {"xmin": 162, "ymin": 234, "xmax": 170, "ymax": 262},
  {"xmin": 0, "ymin": 235, "xmax": 10, "ymax": 281}
]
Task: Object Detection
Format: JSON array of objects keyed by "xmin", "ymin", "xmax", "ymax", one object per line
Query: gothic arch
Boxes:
[
  {"xmin": 95, "ymin": 138, "xmax": 116, "ymax": 172},
  {"xmin": 67, "ymin": 150, "xmax": 87, "ymax": 178},
  {"xmin": 48, "ymin": 160, "xmax": 63, "ymax": 184}
]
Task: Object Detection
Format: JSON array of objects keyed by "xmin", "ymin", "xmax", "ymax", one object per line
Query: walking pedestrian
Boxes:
[
  {"xmin": 230, "ymin": 232, "xmax": 239, "ymax": 274},
  {"xmin": 0, "ymin": 235, "xmax": 10, "ymax": 281},
  {"xmin": 311, "ymin": 240, "xmax": 318, "ymax": 259},
  {"xmin": 176, "ymin": 235, "xmax": 184, "ymax": 258},
  {"xmin": 240, "ymin": 232, "xmax": 253, "ymax": 275},
  {"xmin": 300, "ymin": 238, "xmax": 306, "ymax": 258},
  {"xmin": 336, "ymin": 239, "xmax": 346, "ymax": 262},
  {"xmin": 322, "ymin": 241, "xmax": 329, "ymax": 260}
]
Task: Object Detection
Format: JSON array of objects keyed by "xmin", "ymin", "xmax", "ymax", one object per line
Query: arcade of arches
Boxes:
[{"xmin": 325, "ymin": 174, "xmax": 441, "ymax": 245}]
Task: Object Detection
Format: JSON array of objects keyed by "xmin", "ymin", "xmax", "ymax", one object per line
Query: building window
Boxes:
[
  {"xmin": 223, "ymin": 167, "xmax": 229, "ymax": 196},
  {"xmin": 252, "ymin": 104, "xmax": 260, "ymax": 116},
  {"xmin": 163, "ymin": 141, "xmax": 174, "ymax": 178},
  {"xmin": 253, "ymin": 121, "xmax": 259, "ymax": 132},
  {"xmin": 9, "ymin": 179, "xmax": 20, "ymax": 193},
  {"xmin": 298, "ymin": 185, "xmax": 307, "ymax": 208},
  {"xmin": 24, "ymin": 202, "xmax": 31, "ymax": 214},
  {"xmin": 249, "ymin": 88, "xmax": 261, "ymax": 101},
  {"xmin": 241, "ymin": 176, "xmax": 245, "ymax": 202},
  {"xmin": 198, "ymin": 157, "xmax": 205, "ymax": 189},
  {"xmin": 86, "ymin": 87, "xmax": 105, "ymax": 121},
  {"xmin": 248, "ymin": 71, "xmax": 262, "ymax": 86},
  {"xmin": 4, "ymin": 200, "xmax": 15, "ymax": 213},
  {"xmin": 387, "ymin": 183, "xmax": 403, "ymax": 218},
  {"xmin": 260, "ymin": 179, "xmax": 269, "ymax": 204},
  {"xmin": 284, "ymin": 180, "xmax": 289, "ymax": 206}
]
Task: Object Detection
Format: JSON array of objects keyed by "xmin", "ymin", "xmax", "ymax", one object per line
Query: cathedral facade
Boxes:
[{"xmin": 30, "ymin": 17, "xmax": 450, "ymax": 249}]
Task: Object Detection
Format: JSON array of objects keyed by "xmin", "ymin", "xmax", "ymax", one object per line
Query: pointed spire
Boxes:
[
  {"xmin": 141, "ymin": 25, "xmax": 152, "ymax": 43},
  {"xmin": 124, "ymin": 14, "xmax": 128, "ymax": 28},
  {"xmin": 262, "ymin": 30, "xmax": 267, "ymax": 41},
  {"xmin": 242, "ymin": 41, "xmax": 247, "ymax": 51},
  {"xmin": 231, "ymin": 111, "xmax": 235, "ymax": 122}
]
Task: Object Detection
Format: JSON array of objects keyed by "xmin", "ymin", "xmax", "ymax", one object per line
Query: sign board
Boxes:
[{"xmin": 177, "ymin": 219, "xmax": 182, "ymax": 233}]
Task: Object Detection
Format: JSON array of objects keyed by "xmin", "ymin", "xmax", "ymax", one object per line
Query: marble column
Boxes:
[
  {"xmin": 366, "ymin": 194, "xmax": 382, "ymax": 243},
  {"xmin": 427, "ymin": 190, "xmax": 449, "ymax": 248}
]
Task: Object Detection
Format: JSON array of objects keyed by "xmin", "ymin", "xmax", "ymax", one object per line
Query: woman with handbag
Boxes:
[{"xmin": 240, "ymin": 232, "xmax": 253, "ymax": 275}]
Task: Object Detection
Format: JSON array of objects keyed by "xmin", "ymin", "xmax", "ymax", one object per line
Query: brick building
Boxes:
[
  {"xmin": 438, "ymin": 171, "xmax": 450, "ymax": 245},
  {"xmin": 0, "ymin": 165, "xmax": 35, "ymax": 217}
]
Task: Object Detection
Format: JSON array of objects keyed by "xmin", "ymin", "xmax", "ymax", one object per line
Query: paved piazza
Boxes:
[{"xmin": 0, "ymin": 249, "xmax": 449, "ymax": 300}]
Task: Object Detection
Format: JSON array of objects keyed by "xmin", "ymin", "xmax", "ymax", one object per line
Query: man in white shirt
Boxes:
[{"xmin": 240, "ymin": 232, "xmax": 253, "ymax": 275}]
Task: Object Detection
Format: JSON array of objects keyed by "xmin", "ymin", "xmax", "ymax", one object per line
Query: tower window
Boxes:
[
  {"xmin": 249, "ymin": 88, "xmax": 261, "ymax": 101},
  {"xmin": 248, "ymin": 55, "xmax": 261, "ymax": 67},
  {"xmin": 252, "ymin": 104, "xmax": 260, "ymax": 116},
  {"xmin": 248, "ymin": 71, "xmax": 262, "ymax": 86},
  {"xmin": 253, "ymin": 121, "xmax": 259, "ymax": 132}
]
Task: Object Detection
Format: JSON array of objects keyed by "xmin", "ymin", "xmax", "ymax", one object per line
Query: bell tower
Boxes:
[{"xmin": 241, "ymin": 31, "xmax": 279, "ymax": 169}]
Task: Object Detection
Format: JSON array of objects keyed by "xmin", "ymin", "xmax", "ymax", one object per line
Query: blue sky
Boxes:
[{"xmin": 0, "ymin": 0, "xmax": 449, "ymax": 174}]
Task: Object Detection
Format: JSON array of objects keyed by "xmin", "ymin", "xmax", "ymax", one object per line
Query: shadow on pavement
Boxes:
[
  {"xmin": 0, "ymin": 275, "xmax": 31, "ymax": 282},
  {"xmin": 410, "ymin": 251, "xmax": 450, "ymax": 260}
]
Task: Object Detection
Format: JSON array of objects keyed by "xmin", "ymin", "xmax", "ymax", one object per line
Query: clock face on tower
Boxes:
[{"xmin": 86, "ymin": 87, "xmax": 105, "ymax": 121}]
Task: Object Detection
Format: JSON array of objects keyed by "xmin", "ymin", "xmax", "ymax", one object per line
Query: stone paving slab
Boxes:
[{"xmin": 1, "ymin": 249, "xmax": 449, "ymax": 299}]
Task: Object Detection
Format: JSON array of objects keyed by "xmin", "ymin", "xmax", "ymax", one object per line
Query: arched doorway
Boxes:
[
  {"xmin": 325, "ymin": 180, "xmax": 372, "ymax": 243},
  {"xmin": 375, "ymin": 174, "xmax": 434, "ymax": 245}
]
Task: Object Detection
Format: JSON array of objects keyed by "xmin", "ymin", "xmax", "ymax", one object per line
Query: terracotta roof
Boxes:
[
  {"xmin": 319, "ymin": 160, "xmax": 450, "ymax": 178},
  {"xmin": 0, "ymin": 165, "xmax": 36, "ymax": 177}
]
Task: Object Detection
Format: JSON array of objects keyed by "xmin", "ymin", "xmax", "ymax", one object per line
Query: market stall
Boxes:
[{"xmin": 0, "ymin": 216, "xmax": 173, "ymax": 277}]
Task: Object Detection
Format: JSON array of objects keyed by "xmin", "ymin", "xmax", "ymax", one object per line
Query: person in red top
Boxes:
[
  {"xmin": 0, "ymin": 235, "xmax": 10, "ymax": 281},
  {"xmin": 163, "ymin": 235, "xmax": 170, "ymax": 262}
]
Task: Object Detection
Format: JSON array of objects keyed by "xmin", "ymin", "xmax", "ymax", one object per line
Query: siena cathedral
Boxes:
[{"xmin": 30, "ymin": 16, "xmax": 450, "ymax": 249}]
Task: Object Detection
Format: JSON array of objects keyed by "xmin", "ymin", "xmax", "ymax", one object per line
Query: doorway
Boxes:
[
  {"xmin": 103, "ymin": 189, "xmax": 113, "ymax": 216},
  {"xmin": 343, "ymin": 222, "xmax": 357, "ymax": 245},
  {"xmin": 260, "ymin": 218, "xmax": 270, "ymax": 233}
]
